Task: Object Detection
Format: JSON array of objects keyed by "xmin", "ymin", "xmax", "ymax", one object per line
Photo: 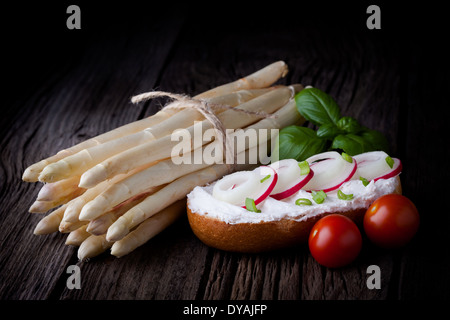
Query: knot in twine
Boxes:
[{"xmin": 131, "ymin": 90, "xmax": 278, "ymax": 172}]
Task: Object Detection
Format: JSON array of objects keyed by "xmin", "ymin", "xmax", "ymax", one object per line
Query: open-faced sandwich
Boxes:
[{"xmin": 187, "ymin": 150, "xmax": 402, "ymax": 253}]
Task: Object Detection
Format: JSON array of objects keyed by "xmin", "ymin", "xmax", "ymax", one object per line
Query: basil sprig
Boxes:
[{"xmin": 272, "ymin": 87, "xmax": 389, "ymax": 162}]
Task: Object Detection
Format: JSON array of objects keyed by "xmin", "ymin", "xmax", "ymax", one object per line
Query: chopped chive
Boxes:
[
  {"xmin": 245, "ymin": 198, "xmax": 261, "ymax": 213},
  {"xmin": 298, "ymin": 160, "xmax": 310, "ymax": 175},
  {"xmin": 337, "ymin": 189, "xmax": 354, "ymax": 200},
  {"xmin": 260, "ymin": 174, "xmax": 271, "ymax": 183},
  {"xmin": 359, "ymin": 176, "xmax": 370, "ymax": 187},
  {"xmin": 385, "ymin": 156, "xmax": 394, "ymax": 169},
  {"xmin": 295, "ymin": 198, "xmax": 312, "ymax": 206},
  {"xmin": 311, "ymin": 190, "xmax": 327, "ymax": 204},
  {"xmin": 341, "ymin": 152, "xmax": 353, "ymax": 163}
]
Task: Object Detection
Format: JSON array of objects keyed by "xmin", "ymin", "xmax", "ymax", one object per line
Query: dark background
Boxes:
[{"xmin": 1, "ymin": 0, "xmax": 449, "ymax": 314}]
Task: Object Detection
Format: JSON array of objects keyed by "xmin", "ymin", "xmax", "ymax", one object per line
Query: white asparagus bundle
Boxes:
[{"xmin": 25, "ymin": 61, "xmax": 311, "ymax": 259}]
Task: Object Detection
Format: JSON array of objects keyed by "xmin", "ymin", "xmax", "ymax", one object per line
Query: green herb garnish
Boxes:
[
  {"xmin": 337, "ymin": 189, "xmax": 354, "ymax": 200},
  {"xmin": 245, "ymin": 198, "xmax": 261, "ymax": 213},
  {"xmin": 359, "ymin": 176, "xmax": 370, "ymax": 187},
  {"xmin": 298, "ymin": 160, "xmax": 310, "ymax": 175},
  {"xmin": 272, "ymin": 87, "xmax": 389, "ymax": 162},
  {"xmin": 295, "ymin": 198, "xmax": 312, "ymax": 206},
  {"xmin": 311, "ymin": 190, "xmax": 327, "ymax": 204},
  {"xmin": 385, "ymin": 156, "xmax": 394, "ymax": 169},
  {"xmin": 260, "ymin": 174, "xmax": 271, "ymax": 183}
]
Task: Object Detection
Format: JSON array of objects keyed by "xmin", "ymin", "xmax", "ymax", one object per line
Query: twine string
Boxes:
[{"xmin": 131, "ymin": 90, "xmax": 278, "ymax": 172}]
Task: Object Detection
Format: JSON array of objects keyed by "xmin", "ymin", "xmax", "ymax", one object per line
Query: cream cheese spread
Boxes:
[{"xmin": 187, "ymin": 176, "xmax": 400, "ymax": 224}]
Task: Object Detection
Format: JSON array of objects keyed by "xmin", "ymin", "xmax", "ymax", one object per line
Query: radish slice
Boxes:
[
  {"xmin": 353, "ymin": 151, "xmax": 402, "ymax": 181},
  {"xmin": 212, "ymin": 166, "xmax": 277, "ymax": 207},
  {"xmin": 269, "ymin": 159, "xmax": 314, "ymax": 200},
  {"xmin": 302, "ymin": 151, "xmax": 357, "ymax": 192}
]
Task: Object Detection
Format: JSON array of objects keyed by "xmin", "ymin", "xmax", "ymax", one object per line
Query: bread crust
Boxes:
[{"xmin": 187, "ymin": 176, "xmax": 402, "ymax": 253}]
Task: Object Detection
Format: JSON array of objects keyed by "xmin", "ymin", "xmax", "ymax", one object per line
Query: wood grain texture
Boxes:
[{"xmin": 1, "ymin": 3, "xmax": 448, "ymax": 302}]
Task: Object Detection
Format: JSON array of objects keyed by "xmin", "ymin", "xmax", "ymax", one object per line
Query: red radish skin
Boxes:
[{"xmin": 271, "ymin": 170, "xmax": 314, "ymax": 200}]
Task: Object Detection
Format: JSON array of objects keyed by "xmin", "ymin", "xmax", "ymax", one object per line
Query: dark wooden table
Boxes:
[{"xmin": 1, "ymin": 1, "xmax": 449, "ymax": 312}]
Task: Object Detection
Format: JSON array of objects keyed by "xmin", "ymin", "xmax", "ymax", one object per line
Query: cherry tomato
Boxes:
[
  {"xmin": 364, "ymin": 194, "xmax": 419, "ymax": 248},
  {"xmin": 308, "ymin": 214, "xmax": 362, "ymax": 268}
]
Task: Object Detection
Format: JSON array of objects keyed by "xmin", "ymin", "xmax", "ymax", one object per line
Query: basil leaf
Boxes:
[
  {"xmin": 316, "ymin": 123, "xmax": 343, "ymax": 139},
  {"xmin": 337, "ymin": 116, "xmax": 362, "ymax": 134},
  {"xmin": 331, "ymin": 134, "xmax": 373, "ymax": 156},
  {"xmin": 272, "ymin": 126, "xmax": 327, "ymax": 162},
  {"xmin": 360, "ymin": 128, "xmax": 389, "ymax": 153},
  {"xmin": 295, "ymin": 88, "xmax": 341, "ymax": 126}
]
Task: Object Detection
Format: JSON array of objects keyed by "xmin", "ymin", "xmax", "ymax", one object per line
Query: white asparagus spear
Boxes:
[
  {"xmin": 59, "ymin": 219, "xmax": 87, "ymax": 234},
  {"xmin": 30, "ymin": 176, "xmax": 85, "ymax": 213},
  {"xmin": 80, "ymin": 86, "xmax": 297, "ymax": 188},
  {"xmin": 29, "ymin": 188, "xmax": 84, "ymax": 213},
  {"xmin": 77, "ymin": 234, "xmax": 112, "ymax": 261},
  {"xmin": 37, "ymin": 88, "xmax": 271, "ymax": 183},
  {"xmin": 196, "ymin": 61, "xmax": 288, "ymax": 99},
  {"xmin": 110, "ymin": 199, "xmax": 186, "ymax": 258},
  {"xmin": 33, "ymin": 204, "xmax": 67, "ymax": 235},
  {"xmin": 65, "ymin": 225, "xmax": 91, "ymax": 246},
  {"xmin": 24, "ymin": 60, "xmax": 287, "ymax": 182},
  {"xmin": 36, "ymin": 175, "xmax": 82, "ymax": 201}
]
